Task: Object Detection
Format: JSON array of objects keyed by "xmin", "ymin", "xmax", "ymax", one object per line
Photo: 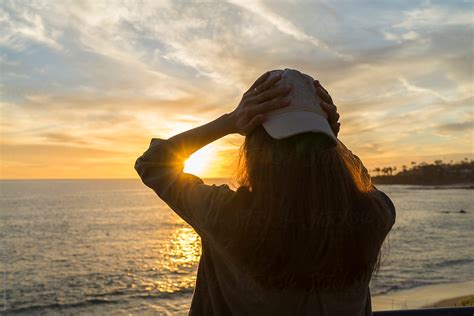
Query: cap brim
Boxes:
[{"xmin": 262, "ymin": 111, "xmax": 337, "ymax": 142}]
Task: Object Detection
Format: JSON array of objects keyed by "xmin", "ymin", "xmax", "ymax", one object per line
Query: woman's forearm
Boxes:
[{"xmin": 167, "ymin": 113, "xmax": 235, "ymax": 159}]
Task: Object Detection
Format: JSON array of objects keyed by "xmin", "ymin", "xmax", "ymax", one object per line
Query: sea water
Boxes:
[{"xmin": 1, "ymin": 180, "xmax": 473, "ymax": 314}]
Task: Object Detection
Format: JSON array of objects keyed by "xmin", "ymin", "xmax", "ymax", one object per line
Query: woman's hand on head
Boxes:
[
  {"xmin": 313, "ymin": 80, "xmax": 341, "ymax": 137},
  {"xmin": 229, "ymin": 71, "xmax": 292, "ymax": 136}
]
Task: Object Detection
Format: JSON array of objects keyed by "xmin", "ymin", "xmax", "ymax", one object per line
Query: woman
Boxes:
[{"xmin": 135, "ymin": 68, "xmax": 396, "ymax": 315}]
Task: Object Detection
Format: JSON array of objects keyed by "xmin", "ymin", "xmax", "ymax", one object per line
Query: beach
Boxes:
[
  {"xmin": 372, "ymin": 280, "xmax": 474, "ymax": 310},
  {"xmin": 427, "ymin": 295, "xmax": 474, "ymax": 307}
]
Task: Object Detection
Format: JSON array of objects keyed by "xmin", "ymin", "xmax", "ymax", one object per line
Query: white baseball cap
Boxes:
[{"xmin": 262, "ymin": 68, "xmax": 337, "ymax": 143}]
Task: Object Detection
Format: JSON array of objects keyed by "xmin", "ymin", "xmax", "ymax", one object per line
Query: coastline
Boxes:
[{"xmin": 372, "ymin": 280, "xmax": 474, "ymax": 310}]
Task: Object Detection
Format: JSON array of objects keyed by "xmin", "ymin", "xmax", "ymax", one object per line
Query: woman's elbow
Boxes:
[{"xmin": 134, "ymin": 157, "xmax": 148, "ymax": 183}]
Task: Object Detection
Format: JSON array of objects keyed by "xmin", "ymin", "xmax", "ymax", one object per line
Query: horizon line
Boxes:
[{"xmin": 0, "ymin": 177, "xmax": 232, "ymax": 181}]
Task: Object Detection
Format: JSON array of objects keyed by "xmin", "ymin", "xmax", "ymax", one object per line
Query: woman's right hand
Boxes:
[
  {"xmin": 229, "ymin": 72, "xmax": 292, "ymax": 136},
  {"xmin": 313, "ymin": 80, "xmax": 341, "ymax": 137}
]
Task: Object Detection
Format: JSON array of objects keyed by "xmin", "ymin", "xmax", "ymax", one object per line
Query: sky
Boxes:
[{"xmin": 0, "ymin": 0, "xmax": 472, "ymax": 179}]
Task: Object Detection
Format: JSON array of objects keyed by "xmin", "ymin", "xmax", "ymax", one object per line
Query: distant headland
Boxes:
[{"xmin": 371, "ymin": 159, "xmax": 473, "ymax": 186}]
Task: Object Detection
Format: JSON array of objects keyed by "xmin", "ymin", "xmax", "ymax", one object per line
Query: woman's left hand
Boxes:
[
  {"xmin": 229, "ymin": 71, "xmax": 292, "ymax": 136},
  {"xmin": 313, "ymin": 80, "xmax": 341, "ymax": 137}
]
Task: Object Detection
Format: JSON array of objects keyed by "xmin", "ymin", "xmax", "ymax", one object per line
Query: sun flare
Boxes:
[{"xmin": 184, "ymin": 146, "xmax": 214, "ymax": 176}]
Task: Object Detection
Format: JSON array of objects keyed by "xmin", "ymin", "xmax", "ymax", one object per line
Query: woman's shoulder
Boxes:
[
  {"xmin": 374, "ymin": 187, "xmax": 396, "ymax": 223},
  {"xmin": 366, "ymin": 186, "xmax": 396, "ymax": 235}
]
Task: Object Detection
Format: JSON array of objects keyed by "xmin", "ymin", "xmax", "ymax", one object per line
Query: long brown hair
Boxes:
[{"xmin": 226, "ymin": 126, "xmax": 391, "ymax": 291}]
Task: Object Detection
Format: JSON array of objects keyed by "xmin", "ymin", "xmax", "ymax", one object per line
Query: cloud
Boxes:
[
  {"xmin": 394, "ymin": 4, "xmax": 473, "ymax": 29},
  {"xmin": 437, "ymin": 121, "xmax": 473, "ymax": 133},
  {"xmin": 397, "ymin": 77, "xmax": 451, "ymax": 102},
  {"xmin": 0, "ymin": 1, "xmax": 62, "ymax": 51},
  {"xmin": 383, "ymin": 30, "xmax": 420, "ymax": 43},
  {"xmin": 227, "ymin": 0, "xmax": 352, "ymax": 61},
  {"xmin": 41, "ymin": 132, "xmax": 89, "ymax": 145}
]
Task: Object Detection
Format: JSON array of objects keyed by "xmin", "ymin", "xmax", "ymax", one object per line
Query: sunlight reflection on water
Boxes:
[
  {"xmin": 171, "ymin": 227, "xmax": 201, "ymax": 267},
  {"xmin": 154, "ymin": 226, "xmax": 201, "ymax": 293}
]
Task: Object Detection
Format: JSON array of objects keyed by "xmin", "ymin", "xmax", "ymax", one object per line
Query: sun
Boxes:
[{"xmin": 183, "ymin": 146, "xmax": 213, "ymax": 176}]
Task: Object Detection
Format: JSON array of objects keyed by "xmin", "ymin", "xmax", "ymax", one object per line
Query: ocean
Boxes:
[{"xmin": 1, "ymin": 179, "xmax": 473, "ymax": 314}]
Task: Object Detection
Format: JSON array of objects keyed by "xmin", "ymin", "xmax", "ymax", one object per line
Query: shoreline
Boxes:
[
  {"xmin": 426, "ymin": 295, "xmax": 474, "ymax": 307},
  {"xmin": 372, "ymin": 280, "xmax": 474, "ymax": 310}
]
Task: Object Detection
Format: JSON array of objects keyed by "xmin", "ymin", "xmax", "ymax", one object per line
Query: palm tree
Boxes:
[{"xmin": 373, "ymin": 167, "xmax": 381, "ymax": 176}]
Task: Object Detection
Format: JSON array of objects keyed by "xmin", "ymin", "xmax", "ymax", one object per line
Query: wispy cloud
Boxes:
[
  {"xmin": 398, "ymin": 77, "xmax": 451, "ymax": 102},
  {"xmin": 394, "ymin": 4, "xmax": 473, "ymax": 29},
  {"xmin": 437, "ymin": 120, "xmax": 473, "ymax": 133},
  {"xmin": 0, "ymin": 2, "xmax": 62, "ymax": 51},
  {"xmin": 227, "ymin": 0, "xmax": 352, "ymax": 61}
]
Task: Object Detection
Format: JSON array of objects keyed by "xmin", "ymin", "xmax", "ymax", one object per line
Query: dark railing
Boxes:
[{"xmin": 374, "ymin": 306, "xmax": 474, "ymax": 316}]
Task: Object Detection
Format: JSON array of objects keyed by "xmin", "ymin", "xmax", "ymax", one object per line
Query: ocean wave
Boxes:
[
  {"xmin": 5, "ymin": 288, "xmax": 195, "ymax": 314},
  {"xmin": 5, "ymin": 298, "xmax": 119, "ymax": 315},
  {"xmin": 425, "ymin": 258, "xmax": 474, "ymax": 269},
  {"xmin": 372, "ymin": 280, "xmax": 434, "ymax": 295},
  {"xmin": 134, "ymin": 287, "xmax": 194, "ymax": 299}
]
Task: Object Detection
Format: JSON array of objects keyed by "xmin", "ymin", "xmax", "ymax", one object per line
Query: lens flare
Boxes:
[{"xmin": 183, "ymin": 146, "xmax": 213, "ymax": 175}]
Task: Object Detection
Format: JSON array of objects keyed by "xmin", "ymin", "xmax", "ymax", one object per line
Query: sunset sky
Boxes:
[{"xmin": 1, "ymin": 0, "xmax": 472, "ymax": 179}]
